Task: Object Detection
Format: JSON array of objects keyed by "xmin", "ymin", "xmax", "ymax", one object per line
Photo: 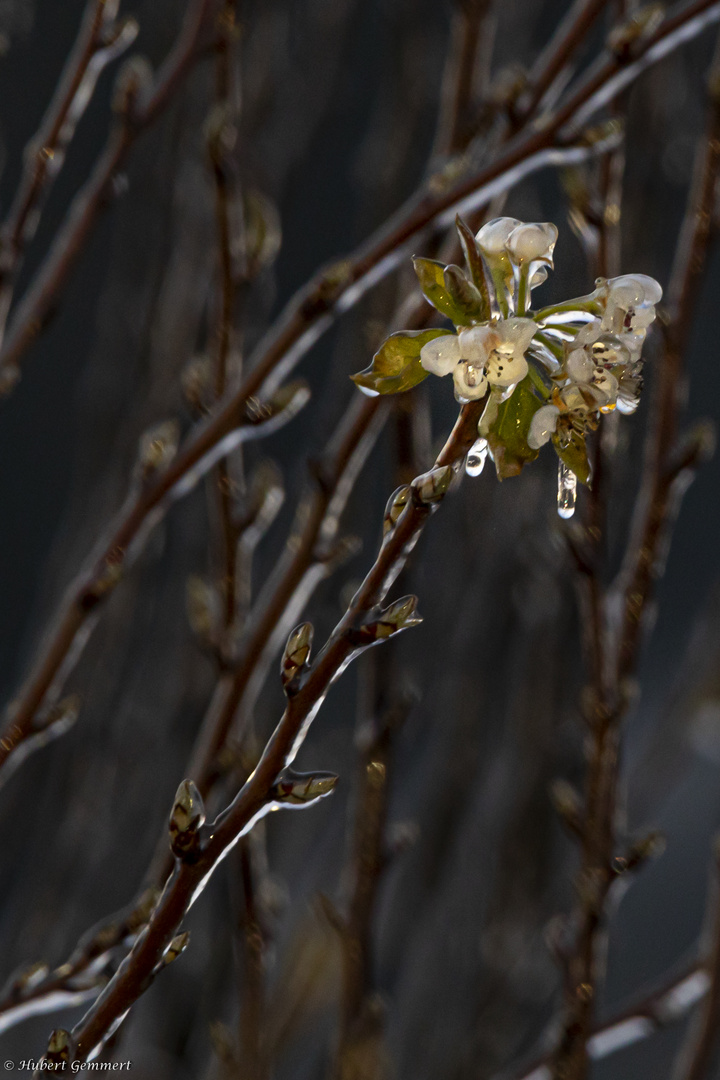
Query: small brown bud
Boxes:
[
  {"xmin": 169, "ymin": 780, "xmax": 206, "ymax": 859},
  {"xmin": 281, "ymin": 622, "xmax": 313, "ymax": 694},
  {"xmin": 271, "ymin": 769, "xmax": 338, "ymax": 805}
]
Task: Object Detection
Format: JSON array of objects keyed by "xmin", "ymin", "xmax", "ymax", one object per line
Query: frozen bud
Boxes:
[
  {"xmin": 506, "ymin": 222, "xmax": 558, "ymax": 265},
  {"xmin": 39, "ymin": 693, "xmax": 81, "ymax": 737},
  {"xmin": 453, "ymin": 360, "xmax": 488, "ymax": 401},
  {"xmin": 46, "ymin": 1028, "xmax": 72, "ymax": 1065},
  {"xmin": 608, "ymin": 273, "xmax": 662, "ymax": 307},
  {"xmin": 383, "ymin": 484, "xmax": 411, "ymax": 535},
  {"xmin": 476, "ymin": 216, "xmax": 523, "ymax": 256},
  {"xmin": 550, "ymin": 779, "xmax": 583, "ymax": 836},
  {"xmin": 412, "ymin": 465, "xmax": 453, "ymax": 504},
  {"xmin": 272, "ymin": 769, "xmax": 338, "ymax": 805},
  {"xmin": 281, "ymin": 622, "xmax": 313, "ymax": 693},
  {"xmin": 181, "ymin": 354, "xmax": 213, "ymax": 413},
  {"xmin": 161, "ymin": 931, "xmax": 190, "ymax": 967},
  {"xmin": 374, "ymin": 595, "xmax": 423, "ymax": 637},
  {"xmin": 419, "ymin": 334, "xmax": 461, "ymax": 376},
  {"xmin": 186, "ymin": 575, "xmax": 220, "ymax": 642},
  {"xmin": 113, "ymin": 55, "xmax": 153, "ymax": 116},
  {"xmin": 169, "ymin": 779, "xmax": 206, "ymax": 859},
  {"xmin": 137, "ymin": 419, "xmax": 180, "ymax": 480},
  {"xmin": 528, "ymin": 404, "xmax": 560, "ymax": 449},
  {"xmin": 13, "ymin": 962, "xmax": 50, "ymax": 994}
]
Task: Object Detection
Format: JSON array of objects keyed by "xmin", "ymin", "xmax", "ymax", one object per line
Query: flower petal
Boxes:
[
  {"xmin": 501, "ymin": 316, "xmax": 537, "ymax": 354},
  {"xmin": 475, "ymin": 217, "xmax": 523, "ymax": 255},
  {"xmin": 506, "ymin": 222, "xmax": 558, "ymax": 265},
  {"xmin": 453, "ymin": 360, "xmax": 488, "ymax": 401},
  {"xmin": 458, "ymin": 324, "xmax": 495, "ymax": 364},
  {"xmin": 420, "ymin": 335, "xmax": 462, "ymax": 376},
  {"xmin": 486, "ymin": 352, "xmax": 528, "ymax": 387},
  {"xmin": 528, "ymin": 404, "xmax": 559, "ymax": 449}
]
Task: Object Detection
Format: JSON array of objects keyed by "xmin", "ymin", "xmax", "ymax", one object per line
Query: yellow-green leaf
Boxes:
[
  {"xmin": 350, "ymin": 328, "xmax": 452, "ymax": 396},
  {"xmin": 552, "ymin": 429, "xmax": 591, "ymax": 485},
  {"xmin": 412, "ymin": 257, "xmax": 471, "ymax": 326},
  {"xmin": 482, "ymin": 376, "xmax": 543, "ymax": 480},
  {"xmin": 455, "ymin": 215, "xmax": 492, "ymax": 317}
]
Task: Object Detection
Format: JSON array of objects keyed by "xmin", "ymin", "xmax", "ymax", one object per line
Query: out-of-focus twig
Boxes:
[
  {"xmin": 2, "ymin": 0, "xmax": 711, "ymax": 788},
  {"xmin": 0, "ymin": 0, "xmax": 137, "ymax": 357},
  {"xmin": 61, "ymin": 398, "xmax": 482, "ymax": 1063},
  {"xmin": 549, "ymin": 36, "xmax": 720, "ymax": 1080},
  {"xmin": 0, "ymin": 0, "xmax": 219, "ymax": 389},
  {"xmin": 673, "ymin": 842, "xmax": 720, "ymax": 1079}
]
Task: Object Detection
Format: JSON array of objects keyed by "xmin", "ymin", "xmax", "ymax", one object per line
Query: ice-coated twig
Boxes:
[
  {"xmin": 498, "ymin": 961, "xmax": 710, "ymax": 1080},
  {"xmin": 0, "ymin": 380, "xmax": 309, "ymax": 785},
  {"xmin": 57, "ymin": 399, "xmax": 481, "ymax": 1063},
  {"xmin": 2, "ymin": 0, "xmax": 714, "ymax": 794}
]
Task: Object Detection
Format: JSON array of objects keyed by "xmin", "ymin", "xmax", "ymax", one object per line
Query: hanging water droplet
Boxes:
[
  {"xmin": 557, "ymin": 461, "xmax": 577, "ymax": 519},
  {"xmin": 466, "ymin": 437, "xmax": 488, "ymax": 477}
]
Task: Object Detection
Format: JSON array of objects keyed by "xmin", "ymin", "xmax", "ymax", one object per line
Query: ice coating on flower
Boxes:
[
  {"xmin": 506, "ymin": 222, "xmax": 558, "ymax": 266},
  {"xmin": 528, "ymin": 404, "xmax": 559, "ymax": 449},
  {"xmin": 453, "ymin": 361, "xmax": 488, "ymax": 400},
  {"xmin": 601, "ymin": 273, "xmax": 662, "ymax": 335},
  {"xmin": 475, "ymin": 217, "xmax": 522, "ymax": 257},
  {"xmin": 421, "ymin": 318, "xmax": 537, "ymax": 403},
  {"xmin": 420, "ymin": 335, "xmax": 462, "ymax": 376}
]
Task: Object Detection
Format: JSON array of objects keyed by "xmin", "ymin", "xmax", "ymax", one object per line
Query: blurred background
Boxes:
[{"xmin": 1, "ymin": 1, "xmax": 720, "ymax": 1077}]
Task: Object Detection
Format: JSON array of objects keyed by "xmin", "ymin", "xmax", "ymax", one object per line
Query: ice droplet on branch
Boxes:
[
  {"xmin": 465, "ymin": 437, "xmax": 488, "ymax": 477},
  {"xmin": 557, "ymin": 461, "xmax": 577, "ymax": 519}
]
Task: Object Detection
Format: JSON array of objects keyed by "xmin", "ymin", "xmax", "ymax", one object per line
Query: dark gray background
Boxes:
[{"xmin": 1, "ymin": 1, "xmax": 720, "ymax": 1077}]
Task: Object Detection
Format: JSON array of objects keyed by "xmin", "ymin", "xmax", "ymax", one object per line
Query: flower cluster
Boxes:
[{"xmin": 351, "ymin": 215, "xmax": 661, "ymax": 510}]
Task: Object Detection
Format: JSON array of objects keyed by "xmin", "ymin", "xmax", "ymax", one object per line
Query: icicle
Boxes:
[
  {"xmin": 557, "ymin": 461, "xmax": 577, "ymax": 519},
  {"xmin": 465, "ymin": 437, "xmax": 488, "ymax": 477}
]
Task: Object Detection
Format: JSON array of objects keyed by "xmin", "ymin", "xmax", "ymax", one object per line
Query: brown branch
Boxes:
[
  {"xmin": 500, "ymin": 959, "xmax": 710, "ymax": 1079},
  {"xmin": 521, "ymin": 0, "xmax": 611, "ymax": 122},
  {"xmin": 673, "ymin": 844, "xmax": 720, "ymax": 1079},
  {"xmin": 1, "ymin": 0, "xmax": 716, "ymax": 398},
  {"xmin": 61, "ymin": 399, "xmax": 482, "ymax": 1063},
  {"xmin": 432, "ymin": 0, "xmax": 496, "ymax": 160},
  {"xmin": 549, "ymin": 35, "xmax": 720, "ymax": 1080},
  {"xmin": 330, "ymin": 677, "xmax": 411, "ymax": 1080},
  {"xmin": 0, "ymin": 0, "xmax": 137, "ymax": 359},
  {"xmin": 0, "ymin": 0, "xmax": 713, "ymax": 786},
  {"xmin": 0, "ymin": 0, "xmax": 218, "ymax": 388}
]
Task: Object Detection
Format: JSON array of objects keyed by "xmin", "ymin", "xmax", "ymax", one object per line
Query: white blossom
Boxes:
[
  {"xmin": 505, "ymin": 222, "xmax": 558, "ymax": 266},
  {"xmin": 528, "ymin": 404, "xmax": 560, "ymax": 449},
  {"xmin": 419, "ymin": 334, "xmax": 462, "ymax": 376}
]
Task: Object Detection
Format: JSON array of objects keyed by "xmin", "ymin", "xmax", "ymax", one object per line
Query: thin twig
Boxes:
[
  {"xmin": 0, "ymin": 0, "xmax": 218, "ymax": 388},
  {"xmin": 61, "ymin": 399, "xmax": 482, "ymax": 1063},
  {"xmin": 500, "ymin": 960, "xmax": 710, "ymax": 1079},
  {"xmin": 549, "ymin": 35, "xmax": 720, "ymax": 1080},
  {"xmin": 0, "ymin": 0, "xmax": 137, "ymax": 356},
  {"xmin": 673, "ymin": 843, "xmax": 720, "ymax": 1079},
  {"xmin": 2, "ymin": 0, "xmax": 711, "ymax": 785}
]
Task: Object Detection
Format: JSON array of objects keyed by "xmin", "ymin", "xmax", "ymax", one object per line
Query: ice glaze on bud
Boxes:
[
  {"xmin": 281, "ymin": 622, "xmax": 314, "ymax": 693},
  {"xmin": 169, "ymin": 779, "xmax": 206, "ymax": 859}
]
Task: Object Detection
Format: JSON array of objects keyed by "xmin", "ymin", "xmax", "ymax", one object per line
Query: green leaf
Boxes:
[
  {"xmin": 350, "ymin": 328, "xmax": 452, "ymax": 396},
  {"xmin": 552, "ymin": 429, "xmax": 591, "ymax": 485},
  {"xmin": 443, "ymin": 264, "xmax": 487, "ymax": 324},
  {"xmin": 482, "ymin": 376, "xmax": 543, "ymax": 480},
  {"xmin": 455, "ymin": 215, "xmax": 492, "ymax": 318},
  {"xmin": 412, "ymin": 257, "xmax": 470, "ymax": 326}
]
